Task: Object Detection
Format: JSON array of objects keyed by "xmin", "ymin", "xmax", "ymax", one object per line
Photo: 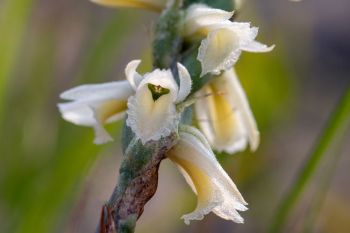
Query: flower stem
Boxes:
[{"xmin": 270, "ymin": 87, "xmax": 350, "ymax": 233}]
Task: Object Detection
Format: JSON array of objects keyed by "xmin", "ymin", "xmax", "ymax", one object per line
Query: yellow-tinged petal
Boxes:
[
  {"xmin": 90, "ymin": 0, "xmax": 165, "ymax": 12},
  {"xmin": 126, "ymin": 61, "xmax": 192, "ymax": 143},
  {"xmin": 198, "ymin": 27, "xmax": 241, "ymax": 76},
  {"xmin": 166, "ymin": 126, "xmax": 247, "ymax": 224},
  {"xmin": 58, "ymin": 80, "xmax": 133, "ymax": 144},
  {"xmin": 194, "ymin": 69, "xmax": 259, "ymax": 153},
  {"xmin": 127, "ymin": 85, "xmax": 179, "ymax": 144},
  {"xmin": 183, "ymin": 4, "xmax": 274, "ymax": 75},
  {"xmin": 184, "ymin": 4, "xmax": 234, "ymax": 37}
]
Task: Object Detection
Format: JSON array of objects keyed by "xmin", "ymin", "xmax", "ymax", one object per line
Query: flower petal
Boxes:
[
  {"xmin": 195, "ymin": 69, "xmax": 259, "ymax": 153},
  {"xmin": 197, "ymin": 20, "xmax": 273, "ymax": 76},
  {"xmin": 60, "ymin": 81, "xmax": 133, "ymax": 101},
  {"xmin": 241, "ymin": 40, "xmax": 275, "ymax": 53},
  {"xmin": 126, "ymin": 69, "xmax": 180, "ymax": 144},
  {"xmin": 176, "ymin": 63, "xmax": 192, "ymax": 103},
  {"xmin": 194, "ymin": 85, "xmax": 247, "ymax": 153},
  {"xmin": 125, "ymin": 60, "xmax": 143, "ymax": 90},
  {"xmin": 138, "ymin": 69, "xmax": 179, "ymax": 101},
  {"xmin": 166, "ymin": 126, "xmax": 247, "ymax": 224},
  {"xmin": 89, "ymin": 0, "xmax": 165, "ymax": 12},
  {"xmin": 198, "ymin": 27, "xmax": 241, "ymax": 76},
  {"xmin": 58, "ymin": 81, "xmax": 133, "ymax": 144},
  {"xmin": 184, "ymin": 4, "xmax": 234, "ymax": 37}
]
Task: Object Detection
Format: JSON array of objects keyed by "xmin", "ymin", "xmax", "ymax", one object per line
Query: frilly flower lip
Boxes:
[
  {"xmin": 126, "ymin": 62, "xmax": 192, "ymax": 144},
  {"xmin": 58, "ymin": 60, "xmax": 191, "ymax": 145},
  {"xmin": 184, "ymin": 4, "xmax": 274, "ymax": 76},
  {"xmin": 166, "ymin": 125, "xmax": 248, "ymax": 224},
  {"xmin": 90, "ymin": 0, "xmax": 166, "ymax": 12},
  {"xmin": 194, "ymin": 69, "xmax": 259, "ymax": 154}
]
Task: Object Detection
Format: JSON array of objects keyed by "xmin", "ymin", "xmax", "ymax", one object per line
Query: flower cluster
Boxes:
[{"xmin": 58, "ymin": 0, "xmax": 273, "ymax": 226}]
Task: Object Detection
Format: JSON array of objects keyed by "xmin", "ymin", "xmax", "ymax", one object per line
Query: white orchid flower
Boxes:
[
  {"xmin": 90, "ymin": 0, "xmax": 166, "ymax": 12},
  {"xmin": 126, "ymin": 62, "xmax": 192, "ymax": 144},
  {"xmin": 183, "ymin": 4, "xmax": 274, "ymax": 76},
  {"xmin": 58, "ymin": 60, "xmax": 191, "ymax": 145},
  {"xmin": 58, "ymin": 80, "xmax": 134, "ymax": 144},
  {"xmin": 166, "ymin": 125, "xmax": 248, "ymax": 224},
  {"xmin": 194, "ymin": 69, "xmax": 259, "ymax": 153}
]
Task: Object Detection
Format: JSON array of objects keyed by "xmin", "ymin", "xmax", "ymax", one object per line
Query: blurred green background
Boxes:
[{"xmin": 0, "ymin": 0, "xmax": 349, "ymax": 232}]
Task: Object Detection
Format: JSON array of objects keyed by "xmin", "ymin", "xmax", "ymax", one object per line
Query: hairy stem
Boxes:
[{"xmin": 96, "ymin": 132, "xmax": 178, "ymax": 233}]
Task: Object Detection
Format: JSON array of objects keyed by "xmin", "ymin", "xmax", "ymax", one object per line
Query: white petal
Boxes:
[
  {"xmin": 126, "ymin": 69, "xmax": 180, "ymax": 143},
  {"xmin": 58, "ymin": 80, "xmax": 132, "ymax": 144},
  {"xmin": 60, "ymin": 81, "xmax": 134, "ymax": 101},
  {"xmin": 166, "ymin": 126, "xmax": 247, "ymax": 224},
  {"xmin": 176, "ymin": 63, "xmax": 192, "ymax": 103},
  {"xmin": 241, "ymin": 40, "xmax": 275, "ymax": 53},
  {"xmin": 91, "ymin": 109, "xmax": 114, "ymax": 145},
  {"xmin": 227, "ymin": 22, "xmax": 258, "ymax": 45},
  {"xmin": 89, "ymin": 0, "xmax": 165, "ymax": 12},
  {"xmin": 126, "ymin": 92, "xmax": 179, "ymax": 144},
  {"xmin": 138, "ymin": 69, "xmax": 179, "ymax": 101},
  {"xmin": 198, "ymin": 27, "xmax": 242, "ymax": 76},
  {"xmin": 125, "ymin": 60, "xmax": 143, "ymax": 90},
  {"xmin": 224, "ymin": 69, "xmax": 260, "ymax": 151},
  {"xmin": 58, "ymin": 101, "xmax": 96, "ymax": 126},
  {"xmin": 197, "ymin": 21, "xmax": 274, "ymax": 76},
  {"xmin": 194, "ymin": 86, "xmax": 248, "ymax": 153},
  {"xmin": 194, "ymin": 69, "xmax": 259, "ymax": 153},
  {"xmin": 184, "ymin": 4, "xmax": 234, "ymax": 36}
]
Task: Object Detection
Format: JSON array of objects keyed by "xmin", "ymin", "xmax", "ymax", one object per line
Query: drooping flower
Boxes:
[
  {"xmin": 90, "ymin": 0, "xmax": 166, "ymax": 12},
  {"xmin": 58, "ymin": 60, "xmax": 192, "ymax": 145},
  {"xmin": 194, "ymin": 68, "xmax": 259, "ymax": 153},
  {"xmin": 166, "ymin": 125, "xmax": 248, "ymax": 224},
  {"xmin": 126, "ymin": 62, "xmax": 192, "ymax": 144},
  {"xmin": 183, "ymin": 4, "xmax": 274, "ymax": 76}
]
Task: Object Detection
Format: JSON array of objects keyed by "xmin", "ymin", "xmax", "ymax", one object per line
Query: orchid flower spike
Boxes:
[
  {"xmin": 90, "ymin": 0, "xmax": 166, "ymax": 12},
  {"xmin": 183, "ymin": 4, "xmax": 275, "ymax": 76},
  {"xmin": 126, "ymin": 62, "xmax": 192, "ymax": 144},
  {"xmin": 166, "ymin": 125, "xmax": 248, "ymax": 224},
  {"xmin": 194, "ymin": 69, "xmax": 259, "ymax": 153}
]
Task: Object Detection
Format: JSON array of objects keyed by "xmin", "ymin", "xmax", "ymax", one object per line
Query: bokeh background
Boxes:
[{"xmin": 0, "ymin": 0, "xmax": 349, "ymax": 232}]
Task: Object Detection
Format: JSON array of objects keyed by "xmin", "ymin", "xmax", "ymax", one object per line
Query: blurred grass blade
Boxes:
[
  {"xmin": 302, "ymin": 144, "xmax": 345, "ymax": 233},
  {"xmin": 270, "ymin": 87, "xmax": 350, "ymax": 233},
  {"xmin": 0, "ymin": 0, "xmax": 34, "ymax": 116}
]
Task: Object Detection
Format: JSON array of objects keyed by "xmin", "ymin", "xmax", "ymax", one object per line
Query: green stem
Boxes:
[{"xmin": 270, "ymin": 87, "xmax": 350, "ymax": 233}]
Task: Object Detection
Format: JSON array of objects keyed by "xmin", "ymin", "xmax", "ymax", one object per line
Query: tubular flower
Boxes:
[
  {"xmin": 166, "ymin": 125, "xmax": 248, "ymax": 224},
  {"xmin": 126, "ymin": 62, "xmax": 192, "ymax": 144},
  {"xmin": 90, "ymin": 0, "xmax": 166, "ymax": 12},
  {"xmin": 194, "ymin": 69, "xmax": 259, "ymax": 153},
  {"xmin": 183, "ymin": 4, "xmax": 274, "ymax": 76}
]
